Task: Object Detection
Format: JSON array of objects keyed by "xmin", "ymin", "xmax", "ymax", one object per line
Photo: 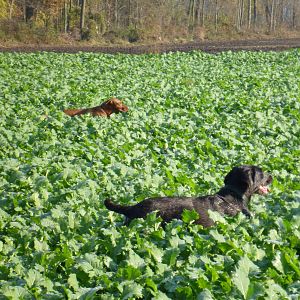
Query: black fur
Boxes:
[{"xmin": 105, "ymin": 165, "xmax": 272, "ymax": 227}]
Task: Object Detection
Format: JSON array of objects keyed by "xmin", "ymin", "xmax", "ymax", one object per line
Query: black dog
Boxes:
[{"xmin": 104, "ymin": 165, "xmax": 272, "ymax": 227}]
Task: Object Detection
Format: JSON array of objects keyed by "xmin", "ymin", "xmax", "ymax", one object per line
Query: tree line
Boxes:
[{"xmin": 0, "ymin": 0, "xmax": 299, "ymax": 44}]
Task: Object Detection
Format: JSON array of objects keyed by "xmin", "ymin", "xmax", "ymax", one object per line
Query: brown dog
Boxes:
[{"xmin": 63, "ymin": 98, "xmax": 128, "ymax": 117}]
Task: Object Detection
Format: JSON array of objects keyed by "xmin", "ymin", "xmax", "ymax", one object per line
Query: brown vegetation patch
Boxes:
[{"xmin": 0, "ymin": 38, "xmax": 300, "ymax": 54}]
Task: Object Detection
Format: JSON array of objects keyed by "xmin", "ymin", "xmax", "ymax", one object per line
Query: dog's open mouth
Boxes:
[
  {"xmin": 257, "ymin": 174, "xmax": 272, "ymax": 195},
  {"xmin": 258, "ymin": 185, "xmax": 270, "ymax": 195}
]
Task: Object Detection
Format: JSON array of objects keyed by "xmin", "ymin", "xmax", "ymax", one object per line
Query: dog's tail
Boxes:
[
  {"xmin": 104, "ymin": 199, "xmax": 132, "ymax": 217},
  {"xmin": 63, "ymin": 108, "xmax": 87, "ymax": 117}
]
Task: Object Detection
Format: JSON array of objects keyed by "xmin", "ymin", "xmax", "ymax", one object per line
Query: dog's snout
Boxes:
[{"xmin": 121, "ymin": 105, "xmax": 129, "ymax": 112}]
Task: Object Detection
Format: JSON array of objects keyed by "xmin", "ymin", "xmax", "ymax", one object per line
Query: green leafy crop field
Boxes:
[{"xmin": 0, "ymin": 49, "xmax": 299, "ymax": 299}]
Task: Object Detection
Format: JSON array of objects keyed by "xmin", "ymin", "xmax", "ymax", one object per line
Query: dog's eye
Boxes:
[{"xmin": 265, "ymin": 176, "xmax": 272, "ymax": 184}]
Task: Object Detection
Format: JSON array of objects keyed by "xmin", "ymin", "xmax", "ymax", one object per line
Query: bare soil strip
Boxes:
[{"xmin": 0, "ymin": 38, "xmax": 300, "ymax": 54}]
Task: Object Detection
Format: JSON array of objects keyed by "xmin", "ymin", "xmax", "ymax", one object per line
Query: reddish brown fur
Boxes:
[{"xmin": 63, "ymin": 98, "xmax": 129, "ymax": 117}]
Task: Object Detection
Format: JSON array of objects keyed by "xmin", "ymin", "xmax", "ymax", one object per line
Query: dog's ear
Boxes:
[
  {"xmin": 104, "ymin": 98, "xmax": 121, "ymax": 108},
  {"xmin": 103, "ymin": 98, "xmax": 114, "ymax": 105},
  {"xmin": 249, "ymin": 166, "xmax": 263, "ymax": 184},
  {"xmin": 224, "ymin": 166, "xmax": 253, "ymax": 192}
]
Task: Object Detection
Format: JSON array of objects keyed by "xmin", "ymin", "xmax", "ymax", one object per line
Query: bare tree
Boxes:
[
  {"xmin": 248, "ymin": 0, "xmax": 251, "ymax": 28},
  {"xmin": 201, "ymin": 0, "xmax": 206, "ymax": 26},
  {"xmin": 114, "ymin": 0, "xmax": 118, "ymax": 28},
  {"xmin": 270, "ymin": 0, "xmax": 277, "ymax": 32},
  {"xmin": 63, "ymin": 0, "xmax": 68, "ymax": 33},
  {"xmin": 253, "ymin": 0, "xmax": 257, "ymax": 28},
  {"xmin": 128, "ymin": 0, "xmax": 132, "ymax": 26},
  {"xmin": 8, "ymin": 0, "xmax": 15, "ymax": 19},
  {"xmin": 188, "ymin": 0, "xmax": 196, "ymax": 28},
  {"xmin": 2, "ymin": 0, "xmax": 300, "ymax": 43},
  {"xmin": 80, "ymin": 0, "xmax": 86, "ymax": 37},
  {"xmin": 214, "ymin": 0, "xmax": 219, "ymax": 31},
  {"xmin": 237, "ymin": 0, "xmax": 245, "ymax": 30},
  {"xmin": 292, "ymin": 0, "xmax": 297, "ymax": 28},
  {"xmin": 240, "ymin": 0, "xmax": 245, "ymax": 28}
]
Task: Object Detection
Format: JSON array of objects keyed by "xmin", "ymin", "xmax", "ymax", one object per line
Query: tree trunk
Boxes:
[
  {"xmin": 240, "ymin": 0, "xmax": 244, "ymax": 28},
  {"xmin": 247, "ymin": 0, "xmax": 251, "ymax": 29},
  {"xmin": 136, "ymin": 0, "xmax": 140, "ymax": 26},
  {"xmin": 253, "ymin": 0, "xmax": 257, "ymax": 28},
  {"xmin": 128, "ymin": 0, "xmax": 132, "ymax": 26},
  {"xmin": 67, "ymin": 0, "xmax": 72, "ymax": 32},
  {"xmin": 63, "ymin": 0, "xmax": 68, "ymax": 33},
  {"xmin": 114, "ymin": 0, "xmax": 118, "ymax": 28},
  {"xmin": 192, "ymin": 0, "xmax": 196, "ymax": 27},
  {"xmin": 201, "ymin": 0, "xmax": 205, "ymax": 27},
  {"xmin": 270, "ymin": 0, "xmax": 276, "ymax": 32},
  {"xmin": 237, "ymin": 0, "xmax": 244, "ymax": 30},
  {"xmin": 191, "ymin": 0, "xmax": 195, "ymax": 27},
  {"xmin": 214, "ymin": 0, "xmax": 218, "ymax": 32},
  {"xmin": 80, "ymin": 0, "xmax": 86, "ymax": 38},
  {"xmin": 236, "ymin": 0, "xmax": 240, "ymax": 30},
  {"xmin": 188, "ymin": 0, "xmax": 195, "ymax": 27},
  {"xmin": 292, "ymin": 0, "xmax": 296, "ymax": 28},
  {"xmin": 270, "ymin": 0, "xmax": 274, "ymax": 31},
  {"xmin": 273, "ymin": 0, "xmax": 277, "ymax": 31},
  {"xmin": 23, "ymin": 0, "xmax": 25, "ymax": 21},
  {"xmin": 196, "ymin": 0, "xmax": 201, "ymax": 25},
  {"xmin": 9, "ymin": 0, "xmax": 15, "ymax": 19},
  {"xmin": 265, "ymin": 2, "xmax": 271, "ymax": 30}
]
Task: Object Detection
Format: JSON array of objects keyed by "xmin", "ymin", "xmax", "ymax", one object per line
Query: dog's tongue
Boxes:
[{"xmin": 259, "ymin": 185, "xmax": 270, "ymax": 194}]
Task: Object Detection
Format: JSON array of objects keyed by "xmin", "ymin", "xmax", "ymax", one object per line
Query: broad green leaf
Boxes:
[
  {"xmin": 163, "ymin": 248, "xmax": 180, "ymax": 266},
  {"xmin": 233, "ymin": 267, "xmax": 249, "ymax": 299},
  {"xmin": 152, "ymin": 291, "xmax": 172, "ymax": 300},
  {"xmin": 272, "ymin": 251, "xmax": 284, "ymax": 273},
  {"xmin": 246, "ymin": 282, "xmax": 264, "ymax": 300},
  {"xmin": 283, "ymin": 250, "xmax": 300, "ymax": 277},
  {"xmin": 146, "ymin": 244, "xmax": 164, "ymax": 263},
  {"xmin": 208, "ymin": 210, "xmax": 227, "ymax": 225},
  {"xmin": 25, "ymin": 269, "xmax": 42, "ymax": 288},
  {"xmin": 126, "ymin": 250, "xmax": 145, "ymax": 268},
  {"xmin": 169, "ymin": 235, "xmax": 185, "ymax": 248},
  {"xmin": 68, "ymin": 211, "xmax": 75, "ymax": 229},
  {"xmin": 2, "ymin": 286, "xmax": 30, "ymax": 299},
  {"xmin": 266, "ymin": 229, "xmax": 283, "ymax": 245},
  {"xmin": 78, "ymin": 286, "xmax": 102, "ymax": 300},
  {"xmin": 209, "ymin": 229, "xmax": 226, "ymax": 243},
  {"xmin": 145, "ymin": 278, "xmax": 157, "ymax": 292},
  {"xmin": 68, "ymin": 273, "xmax": 79, "ymax": 291},
  {"xmin": 182, "ymin": 209, "xmax": 199, "ymax": 223},
  {"xmin": 197, "ymin": 289, "xmax": 214, "ymax": 300},
  {"xmin": 264, "ymin": 280, "xmax": 288, "ymax": 299},
  {"xmin": 120, "ymin": 281, "xmax": 143, "ymax": 300},
  {"xmin": 34, "ymin": 238, "xmax": 49, "ymax": 251},
  {"xmin": 232, "ymin": 256, "xmax": 257, "ymax": 299}
]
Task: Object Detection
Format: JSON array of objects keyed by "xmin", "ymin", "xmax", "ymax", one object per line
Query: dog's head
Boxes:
[
  {"xmin": 224, "ymin": 165, "xmax": 272, "ymax": 198},
  {"xmin": 104, "ymin": 98, "xmax": 129, "ymax": 113}
]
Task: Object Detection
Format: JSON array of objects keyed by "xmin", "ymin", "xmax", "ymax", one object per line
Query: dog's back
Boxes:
[
  {"xmin": 63, "ymin": 98, "xmax": 128, "ymax": 117},
  {"xmin": 104, "ymin": 199, "xmax": 133, "ymax": 216},
  {"xmin": 105, "ymin": 197, "xmax": 209, "ymax": 224},
  {"xmin": 63, "ymin": 108, "xmax": 89, "ymax": 117}
]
